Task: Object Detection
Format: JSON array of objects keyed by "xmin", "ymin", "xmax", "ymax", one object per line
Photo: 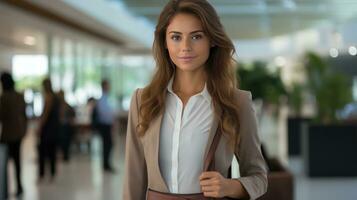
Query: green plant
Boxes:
[
  {"xmin": 15, "ymin": 75, "xmax": 46, "ymax": 92},
  {"xmin": 304, "ymin": 52, "xmax": 353, "ymax": 123},
  {"xmin": 237, "ymin": 61, "xmax": 287, "ymax": 105},
  {"xmin": 288, "ymin": 83, "xmax": 304, "ymax": 116}
]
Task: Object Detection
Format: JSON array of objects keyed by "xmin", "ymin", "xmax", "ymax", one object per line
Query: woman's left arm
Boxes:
[
  {"xmin": 233, "ymin": 91, "xmax": 268, "ymax": 199},
  {"xmin": 200, "ymin": 91, "xmax": 268, "ymax": 200}
]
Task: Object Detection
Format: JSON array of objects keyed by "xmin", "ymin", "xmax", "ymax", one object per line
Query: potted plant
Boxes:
[
  {"xmin": 302, "ymin": 52, "xmax": 356, "ymax": 177},
  {"xmin": 305, "ymin": 52, "xmax": 353, "ymax": 123},
  {"xmin": 286, "ymin": 82, "xmax": 312, "ymax": 156}
]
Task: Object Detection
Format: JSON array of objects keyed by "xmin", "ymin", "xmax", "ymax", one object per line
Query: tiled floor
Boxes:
[
  {"xmin": 288, "ymin": 158, "xmax": 357, "ymax": 200},
  {"xmin": 4, "ymin": 123, "xmax": 357, "ymax": 200}
]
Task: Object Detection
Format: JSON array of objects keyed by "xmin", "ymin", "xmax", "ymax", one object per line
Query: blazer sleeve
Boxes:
[
  {"xmin": 122, "ymin": 89, "xmax": 148, "ymax": 200},
  {"xmin": 235, "ymin": 91, "xmax": 268, "ymax": 200}
]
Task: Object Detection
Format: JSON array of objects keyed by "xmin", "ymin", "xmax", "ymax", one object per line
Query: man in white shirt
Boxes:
[{"xmin": 96, "ymin": 80, "xmax": 115, "ymax": 173}]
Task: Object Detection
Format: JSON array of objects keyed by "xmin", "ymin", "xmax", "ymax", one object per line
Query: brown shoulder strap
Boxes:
[{"xmin": 203, "ymin": 127, "xmax": 222, "ymax": 172}]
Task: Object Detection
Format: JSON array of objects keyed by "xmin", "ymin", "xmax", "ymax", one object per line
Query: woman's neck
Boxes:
[{"xmin": 172, "ymin": 69, "xmax": 206, "ymax": 97}]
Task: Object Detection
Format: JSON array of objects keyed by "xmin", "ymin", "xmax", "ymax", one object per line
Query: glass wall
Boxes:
[
  {"xmin": 47, "ymin": 36, "xmax": 155, "ymax": 112},
  {"xmin": 12, "ymin": 54, "xmax": 48, "ymax": 117},
  {"xmin": 11, "ymin": 34, "xmax": 155, "ymax": 118},
  {"xmin": 119, "ymin": 55, "xmax": 154, "ymax": 110}
]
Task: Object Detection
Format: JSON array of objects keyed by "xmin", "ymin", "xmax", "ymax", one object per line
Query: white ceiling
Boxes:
[
  {"xmin": 117, "ymin": 0, "xmax": 357, "ymax": 40},
  {"xmin": 1, "ymin": 0, "xmax": 356, "ymax": 60},
  {"xmin": 0, "ymin": 2, "xmax": 128, "ymax": 55},
  {"xmin": 0, "ymin": 3, "xmax": 46, "ymax": 55}
]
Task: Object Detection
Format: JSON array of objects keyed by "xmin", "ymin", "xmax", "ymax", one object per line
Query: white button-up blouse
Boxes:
[{"xmin": 159, "ymin": 78, "xmax": 214, "ymax": 194}]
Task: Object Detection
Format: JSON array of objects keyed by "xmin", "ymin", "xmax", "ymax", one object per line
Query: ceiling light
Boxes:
[
  {"xmin": 24, "ymin": 36, "xmax": 36, "ymax": 46},
  {"xmin": 348, "ymin": 46, "xmax": 357, "ymax": 56},
  {"xmin": 329, "ymin": 48, "xmax": 338, "ymax": 58},
  {"xmin": 283, "ymin": 0, "xmax": 296, "ymax": 9}
]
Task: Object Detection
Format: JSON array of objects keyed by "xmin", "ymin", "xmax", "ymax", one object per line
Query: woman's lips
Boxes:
[{"xmin": 178, "ymin": 56, "xmax": 196, "ymax": 62}]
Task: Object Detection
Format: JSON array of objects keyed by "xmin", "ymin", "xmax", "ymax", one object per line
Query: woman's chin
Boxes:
[{"xmin": 176, "ymin": 64, "xmax": 204, "ymax": 72}]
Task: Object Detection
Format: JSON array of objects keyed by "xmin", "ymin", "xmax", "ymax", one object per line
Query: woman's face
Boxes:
[{"xmin": 166, "ymin": 13, "xmax": 211, "ymax": 73}]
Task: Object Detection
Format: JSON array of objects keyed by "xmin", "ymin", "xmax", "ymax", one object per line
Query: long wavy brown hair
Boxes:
[{"xmin": 138, "ymin": 0, "xmax": 241, "ymax": 147}]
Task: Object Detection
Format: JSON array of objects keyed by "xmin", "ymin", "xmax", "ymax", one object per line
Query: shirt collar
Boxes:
[{"xmin": 167, "ymin": 76, "xmax": 212, "ymax": 103}]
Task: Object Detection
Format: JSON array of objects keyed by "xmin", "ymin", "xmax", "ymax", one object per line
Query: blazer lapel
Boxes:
[{"xmin": 145, "ymin": 111, "xmax": 169, "ymax": 192}]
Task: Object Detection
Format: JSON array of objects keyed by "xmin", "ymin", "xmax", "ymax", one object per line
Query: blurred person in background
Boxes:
[
  {"xmin": 86, "ymin": 97, "xmax": 97, "ymax": 125},
  {"xmin": 57, "ymin": 90, "xmax": 75, "ymax": 162},
  {"xmin": 0, "ymin": 72, "xmax": 27, "ymax": 198},
  {"xmin": 96, "ymin": 80, "xmax": 115, "ymax": 173},
  {"xmin": 37, "ymin": 78, "xmax": 60, "ymax": 182}
]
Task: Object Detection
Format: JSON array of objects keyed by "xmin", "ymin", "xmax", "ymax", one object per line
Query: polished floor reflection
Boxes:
[
  {"xmin": 6, "ymin": 123, "xmax": 125, "ymax": 200},
  {"xmin": 288, "ymin": 157, "xmax": 357, "ymax": 200},
  {"xmin": 5, "ymin": 123, "xmax": 357, "ymax": 200}
]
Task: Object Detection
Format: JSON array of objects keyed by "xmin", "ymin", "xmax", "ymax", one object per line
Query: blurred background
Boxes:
[{"xmin": 0, "ymin": 0, "xmax": 356, "ymax": 200}]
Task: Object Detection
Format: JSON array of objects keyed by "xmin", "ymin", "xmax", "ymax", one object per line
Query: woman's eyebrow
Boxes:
[
  {"xmin": 168, "ymin": 30, "xmax": 204, "ymax": 34},
  {"xmin": 190, "ymin": 30, "xmax": 204, "ymax": 34}
]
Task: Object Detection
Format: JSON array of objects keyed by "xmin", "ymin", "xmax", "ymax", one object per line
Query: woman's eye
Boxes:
[
  {"xmin": 192, "ymin": 35, "xmax": 202, "ymax": 40},
  {"xmin": 171, "ymin": 35, "xmax": 181, "ymax": 41}
]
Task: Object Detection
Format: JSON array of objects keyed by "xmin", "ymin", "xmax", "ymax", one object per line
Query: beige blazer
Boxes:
[{"xmin": 123, "ymin": 88, "xmax": 268, "ymax": 200}]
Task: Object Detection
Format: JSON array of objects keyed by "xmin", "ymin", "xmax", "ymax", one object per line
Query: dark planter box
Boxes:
[
  {"xmin": 302, "ymin": 124, "xmax": 357, "ymax": 177},
  {"xmin": 287, "ymin": 117, "xmax": 311, "ymax": 156}
]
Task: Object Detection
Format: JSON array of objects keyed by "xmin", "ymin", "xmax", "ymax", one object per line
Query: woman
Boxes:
[
  {"xmin": 123, "ymin": 0, "xmax": 267, "ymax": 199},
  {"xmin": 37, "ymin": 78, "xmax": 60, "ymax": 182},
  {"xmin": 57, "ymin": 90, "xmax": 75, "ymax": 162}
]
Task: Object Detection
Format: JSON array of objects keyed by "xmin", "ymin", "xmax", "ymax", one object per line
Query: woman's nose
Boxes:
[{"xmin": 181, "ymin": 38, "xmax": 192, "ymax": 52}]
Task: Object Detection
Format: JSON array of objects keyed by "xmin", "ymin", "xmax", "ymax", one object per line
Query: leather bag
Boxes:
[{"xmin": 147, "ymin": 128, "xmax": 237, "ymax": 200}]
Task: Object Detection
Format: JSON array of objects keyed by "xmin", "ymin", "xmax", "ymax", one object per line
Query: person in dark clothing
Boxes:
[
  {"xmin": 37, "ymin": 78, "xmax": 60, "ymax": 182},
  {"xmin": 96, "ymin": 80, "xmax": 115, "ymax": 173},
  {"xmin": 57, "ymin": 90, "xmax": 75, "ymax": 162},
  {"xmin": 0, "ymin": 72, "xmax": 27, "ymax": 198}
]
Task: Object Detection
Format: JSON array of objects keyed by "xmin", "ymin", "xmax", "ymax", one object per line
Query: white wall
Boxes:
[{"xmin": 0, "ymin": 48, "xmax": 13, "ymax": 72}]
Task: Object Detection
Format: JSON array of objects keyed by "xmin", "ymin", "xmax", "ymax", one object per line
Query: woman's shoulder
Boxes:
[
  {"xmin": 136, "ymin": 88, "xmax": 144, "ymax": 95},
  {"xmin": 234, "ymin": 89, "xmax": 252, "ymax": 102},
  {"xmin": 129, "ymin": 88, "xmax": 145, "ymax": 109},
  {"xmin": 131, "ymin": 88, "xmax": 144, "ymax": 101}
]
